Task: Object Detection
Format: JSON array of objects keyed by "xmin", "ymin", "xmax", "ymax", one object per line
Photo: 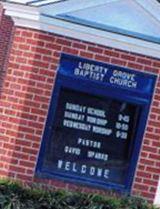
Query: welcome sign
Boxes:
[{"xmin": 36, "ymin": 54, "xmax": 157, "ymax": 193}]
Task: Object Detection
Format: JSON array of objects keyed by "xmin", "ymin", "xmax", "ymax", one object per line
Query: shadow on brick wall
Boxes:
[{"xmin": 0, "ymin": 4, "xmax": 15, "ymax": 178}]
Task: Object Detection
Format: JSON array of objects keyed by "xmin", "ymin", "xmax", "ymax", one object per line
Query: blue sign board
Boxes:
[{"xmin": 36, "ymin": 53, "xmax": 157, "ymax": 193}]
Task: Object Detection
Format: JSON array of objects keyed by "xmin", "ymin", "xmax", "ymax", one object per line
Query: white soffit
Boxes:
[{"xmin": 2, "ymin": 0, "xmax": 160, "ymax": 59}]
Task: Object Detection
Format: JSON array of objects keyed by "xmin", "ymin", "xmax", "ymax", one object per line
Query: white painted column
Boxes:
[{"xmin": 154, "ymin": 177, "xmax": 160, "ymax": 206}]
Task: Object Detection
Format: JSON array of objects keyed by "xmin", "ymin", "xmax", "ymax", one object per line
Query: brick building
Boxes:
[{"xmin": 0, "ymin": 0, "xmax": 160, "ymax": 205}]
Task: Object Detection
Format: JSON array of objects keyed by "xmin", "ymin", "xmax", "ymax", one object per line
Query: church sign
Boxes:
[{"xmin": 36, "ymin": 54, "xmax": 157, "ymax": 193}]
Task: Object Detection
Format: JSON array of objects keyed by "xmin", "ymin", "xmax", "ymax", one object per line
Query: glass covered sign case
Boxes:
[{"xmin": 36, "ymin": 54, "xmax": 157, "ymax": 193}]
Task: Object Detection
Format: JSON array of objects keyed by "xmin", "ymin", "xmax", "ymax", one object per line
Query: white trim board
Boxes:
[
  {"xmin": 3, "ymin": 2, "xmax": 39, "ymax": 21},
  {"xmin": 2, "ymin": 1, "xmax": 160, "ymax": 59},
  {"xmin": 10, "ymin": 16, "xmax": 160, "ymax": 59}
]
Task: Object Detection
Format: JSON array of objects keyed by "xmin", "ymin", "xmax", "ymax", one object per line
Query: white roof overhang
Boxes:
[{"xmin": 2, "ymin": 0, "xmax": 160, "ymax": 59}]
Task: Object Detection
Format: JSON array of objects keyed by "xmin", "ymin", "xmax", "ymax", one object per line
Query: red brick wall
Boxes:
[{"xmin": 0, "ymin": 23, "xmax": 160, "ymax": 202}]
